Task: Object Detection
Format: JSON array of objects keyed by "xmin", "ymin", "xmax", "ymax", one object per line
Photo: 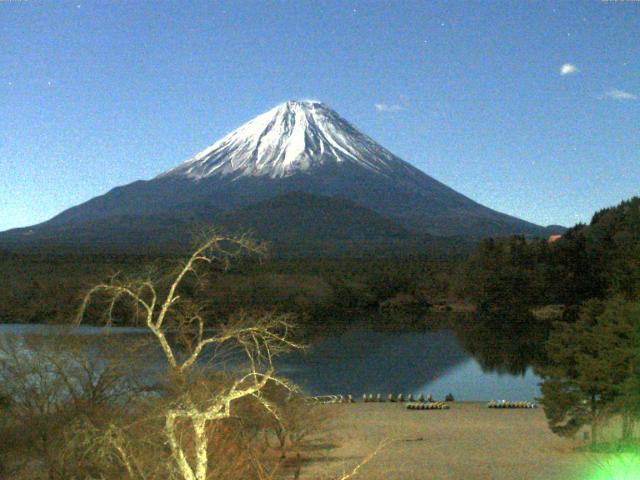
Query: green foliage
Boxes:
[
  {"xmin": 464, "ymin": 196, "xmax": 640, "ymax": 311},
  {"xmin": 0, "ymin": 252, "xmax": 164, "ymax": 324},
  {"xmin": 0, "ymin": 252, "xmax": 463, "ymax": 331},
  {"xmin": 599, "ymin": 299, "xmax": 640, "ymax": 440},
  {"xmin": 463, "ymin": 235, "xmax": 561, "ymax": 310},
  {"xmin": 538, "ymin": 299, "xmax": 608, "ymax": 441},
  {"xmin": 586, "ymin": 197, "xmax": 640, "ymax": 299},
  {"xmin": 538, "ymin": 298, "xmax": 640, "ymax": 444}
]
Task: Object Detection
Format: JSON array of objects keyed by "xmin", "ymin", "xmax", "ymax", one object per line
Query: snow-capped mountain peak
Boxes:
[
  {"xmin": 0, "ymin": 101, "xmax": 555, "ymax": 246},
  {"xmin": 159, "ymin": 100, "xmax": 401, "ymax": 180}
]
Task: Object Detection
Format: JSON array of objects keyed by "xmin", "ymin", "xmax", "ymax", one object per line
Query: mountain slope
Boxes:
[
  {"xmin": 218, "ymin": 191, "xmax": 411, "ymax": 242},
  {"xmin": 0, "ymin": 192, "xmax": 464, "ymax": 257},
  {"xmin": 215, "ymin": 192, "xmax": 445, "ymax": 256}
]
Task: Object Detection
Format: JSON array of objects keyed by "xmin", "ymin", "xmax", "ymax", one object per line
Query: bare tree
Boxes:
[
  {"xmin": 0, "ymin": 331, "xmax": 149, "ymax": 479},
  {"xmin": 77, "ymin": 231, "xmax": 305, "ymax": 480},
  {"xmin": 259, "ymin": 383, "xmax": 329, "ymax": 461}
]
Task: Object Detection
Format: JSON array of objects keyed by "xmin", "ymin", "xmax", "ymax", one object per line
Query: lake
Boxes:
[{"xmin": 0, "ymin": 323, "xmax": 542, "ymax": 401}]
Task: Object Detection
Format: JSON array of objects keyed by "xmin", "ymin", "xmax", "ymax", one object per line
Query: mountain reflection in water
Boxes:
[
  {"xmin": 0, "ymin": 315, "xmax": 545, "ymax": 401},
  {"xmin": 276, "ymin": 322, "xmax": 543, "ymax": 400}
]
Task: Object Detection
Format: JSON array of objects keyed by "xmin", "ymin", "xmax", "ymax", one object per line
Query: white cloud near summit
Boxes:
[
  {"xmin": 604, "ymin": 89, "xmax": 638, "ymax": 101},
  {"xmin": 375, "ymin": 103, "xmax": 404, "ymax": 112},
  {"xmin": 560, "ymin": 63, "xmax": 579, "ymax": 75}
]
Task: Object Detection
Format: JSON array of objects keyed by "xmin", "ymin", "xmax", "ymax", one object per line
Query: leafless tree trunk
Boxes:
[{"xmin": 78, "ymin": 231, "xmax": 304, "ymax": 480}]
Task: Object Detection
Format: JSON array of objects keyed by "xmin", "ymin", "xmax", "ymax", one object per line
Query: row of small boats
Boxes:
[
  {"xmin": 406, "ymin": 402, "xmax": 449, "ymax": 410},
  {"xmin": 487, "ymin": 400, "xmax": 537, "ymax": 409},
  {"xmin": 308, "ymin": 393, "xmax": 443, "ymax": 404},
  {"xmin": 306, "ymin": 395, "xmax": 537, "ymax": 408},
  {"xmin": 362, "ymin": 393, "xmax": 441, "ymax": 403}
]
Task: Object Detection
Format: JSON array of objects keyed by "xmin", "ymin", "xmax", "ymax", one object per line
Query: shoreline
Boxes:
[{"xmin": 299, "ymin": 402, "xmax": 621, "ymax": 480}]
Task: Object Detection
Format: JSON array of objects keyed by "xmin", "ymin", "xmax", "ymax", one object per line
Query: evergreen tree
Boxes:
[
  {"xmin": 539, "ymin": 300, "xmax": 610, "ymax": 444},
  {"xmin": 539, "ymin": 298, "xmax": 640, "ymax": 445},
  {"xmin": 596, "ymin": 298, "xmax": 640, "ymax": 441}
]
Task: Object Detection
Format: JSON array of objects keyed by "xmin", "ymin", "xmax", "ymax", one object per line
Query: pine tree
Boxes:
[
  {"xmin": 539, "ymin": 298, "xmax": 640, "ymax": 445},
  {"xmin": 538, "ymin": 300, "xmax": 609, "ymax": 444},
  {"xmin": 596, "ymin": 298, "xmax": 640, "ymax": 441}
]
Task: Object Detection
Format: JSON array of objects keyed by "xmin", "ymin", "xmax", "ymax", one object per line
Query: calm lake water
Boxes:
[{"xmin": 0, "ymin": 323, "xmax": 541, "ymax": 401}]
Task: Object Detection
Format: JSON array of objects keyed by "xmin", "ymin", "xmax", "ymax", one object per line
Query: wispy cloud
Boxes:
[
  {"xmin": 375, "ymin": 103, "xmax": 404, "ymax": 113},
  {"xmin": 560, "ymin": 63, "xmax": 579, "ymax": 76},
  {"xmin": 603, "ymin": 89, "xmax": 638, "ymax": 101}
]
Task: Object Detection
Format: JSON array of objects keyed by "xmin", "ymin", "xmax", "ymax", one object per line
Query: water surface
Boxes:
[
  {"xmin": 276, "ymin": 328, "xmax": 541, "ymax": 400},
  {"xmin": 0, "ymin": 323, "xmax": 542, "ymax": 401}
]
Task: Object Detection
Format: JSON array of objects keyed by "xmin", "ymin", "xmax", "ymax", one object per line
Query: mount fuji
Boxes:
[{"xmin": 0, "ymin": 100, "xmax": 562, "ymax": 254}]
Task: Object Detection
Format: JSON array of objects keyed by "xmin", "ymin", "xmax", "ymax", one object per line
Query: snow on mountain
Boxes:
[{"xmin": 158, "ymin": 100, "xmax": 404, "ymax": 180}]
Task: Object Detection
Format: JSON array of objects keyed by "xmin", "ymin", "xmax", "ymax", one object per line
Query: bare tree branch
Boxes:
[{"xmin": 75, "ymin": 231, "xmax": 304, "ymax": 480}]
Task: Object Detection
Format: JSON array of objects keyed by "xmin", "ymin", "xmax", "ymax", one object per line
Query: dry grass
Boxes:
[{"xmin": 299, "ymin": 402, "xmax": 614, "ymax": 480}]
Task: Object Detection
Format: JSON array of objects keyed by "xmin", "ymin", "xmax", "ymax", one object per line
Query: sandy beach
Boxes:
[{"xmin": 300, "ymin": 402, "xmax": 613, "ymax": 480}]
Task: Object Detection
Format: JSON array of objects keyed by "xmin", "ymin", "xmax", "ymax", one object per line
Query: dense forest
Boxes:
[
  {"xmin": 0, "ymin": 250, "xmax": 467, "ymax": 332},
  {"xmin": 463, "ymin": 196, "xmax": 640, "ymax": 312}
]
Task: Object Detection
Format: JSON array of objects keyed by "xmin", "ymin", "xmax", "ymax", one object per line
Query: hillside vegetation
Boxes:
[
  {"xmin": 0, "ymin": 250, "xmax": 464, "ymax": 331},
  {"xmin": 463, "ymin": 196, "xmax": 640, "ymax": 312}
]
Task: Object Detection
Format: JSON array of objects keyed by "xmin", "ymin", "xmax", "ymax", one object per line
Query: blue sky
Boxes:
[{"xmin": 1, "ymin": 0, "xmax": 639, "ymax": 232}]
